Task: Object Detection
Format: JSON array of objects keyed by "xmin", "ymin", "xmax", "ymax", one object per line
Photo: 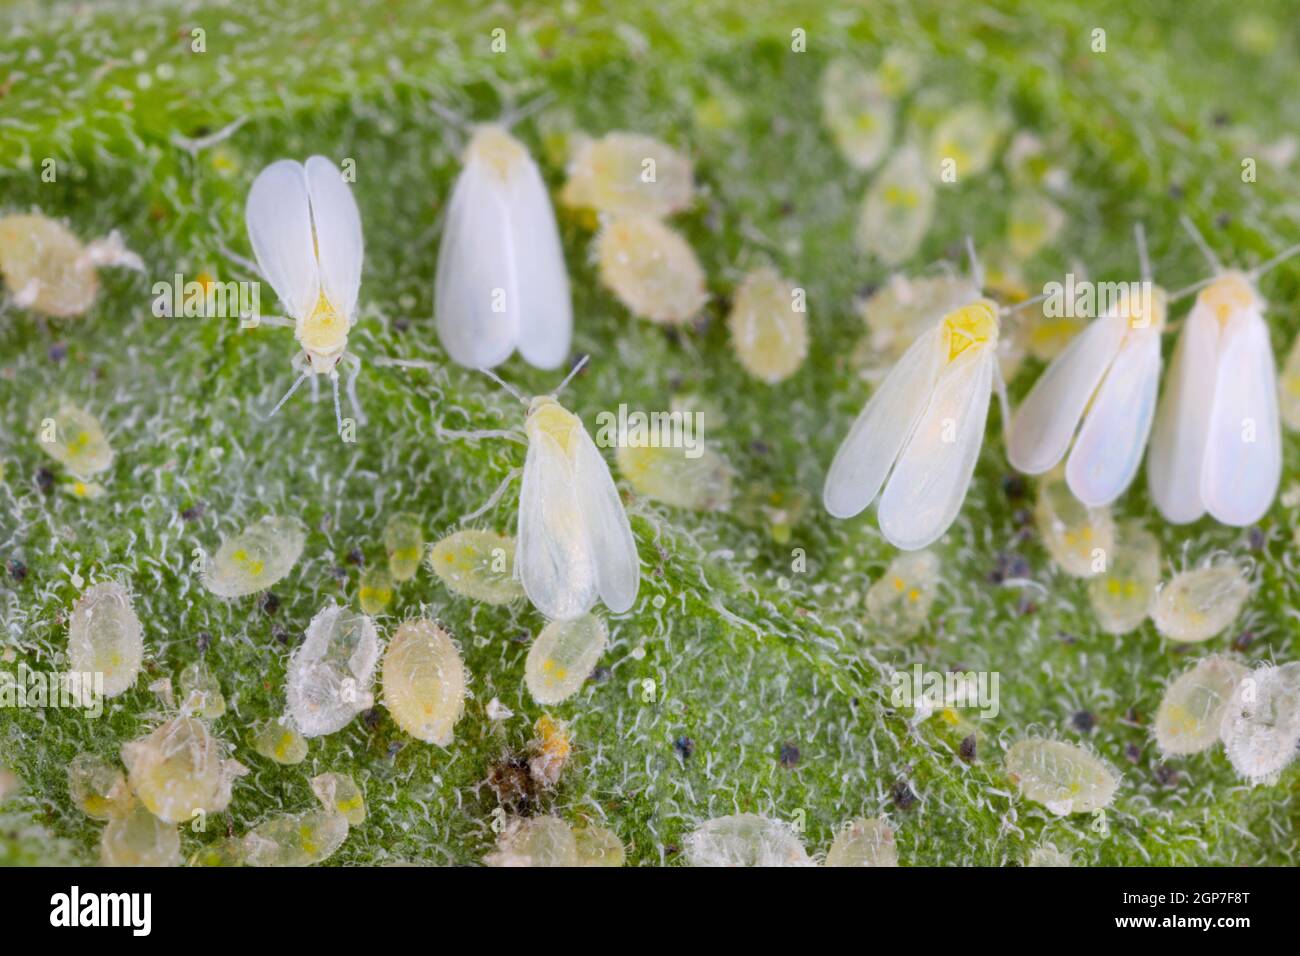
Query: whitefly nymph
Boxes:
[{"xmin": 245, "ymin": 155, "xmax": 365, "ymax": 431}]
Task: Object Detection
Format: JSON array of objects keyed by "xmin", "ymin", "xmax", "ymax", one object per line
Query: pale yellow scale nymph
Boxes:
[
  {"xmin": 684, "ymin": 813, "xmax": 812, "ymax": 867},
  {"xmin": 1155, "ymin": 655, "xmax": 1247, "ymax": 756},
  {"xmin": 121, "ymin": 715, "xmax": 248, "ymax": 824},
  {"xmin": 1151, "ymin": 557, "xmax": 1250, "ymax": 643},
  {"xmin": 251, "ymin": 717, "xmax": 309, "ymax": 765},
  {"xmin": 384, "ymin": 513, "xmax": 425, "ymax": 582},
  {"xmin": 825, "ymin": 818, "xmax": 898, "ymax": 867},
  {"xmin": 242, "ymin": 809, "xmax": 349, "ymax": 867},
  {"xmin": 727, "ymin": 267, "xmax": 809, "ymax": 384},
  {"xmin": 525, "ymin": 613, "xmax": 609, "ymax": 706},
  {"xmin": 66, "ymin": 580, "xmax": 143, "ymax": 701},
  {"xmin": 381, "ymin": 618, "xmax": 466, "ymax": 746},
  {"xmin": 202, "ymin": 515, "xmax": 306, "ymax": 598},
  {"xmin": 99, "ymin": 803, "xmax": 181, "ymax": 867},
  {"xmin": 38, "ymin": 402, "xmax": 115, "ymax": 479},
  {"xmin": 1035, "ymin": 469, "xmax": 1115, "ymax": 578},
  {"xmin": 1004, "ymin": 737, "xmax": 1118, "ymax": 816},
  {"xmin": 561, "ymin": 131, "xmax": 694, "ymax": 219},
  {"xmin": 427, "ymin": 529, "xmax": 522, "ymax": 605},
  {"xmin": 310, "ymin": 771, "xmax": 366, "ymax": 825},
  {"xmin": 596, "ymin": 215, "xmax": 707, "ymax": 325},
  {"xmin": 68, "ymin": 752, "xmax": 134, "ymax": 821}
]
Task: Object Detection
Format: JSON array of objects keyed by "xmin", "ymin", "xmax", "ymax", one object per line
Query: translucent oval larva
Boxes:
[
  {"xmin": 286, "ymin": 604, "xmax": 380, "ymax": 737},
  {"xmin": 179, "ymin": 660, "xmax": 226, "ymax": 720},
  {"xmin": 596, "ymin": 215, "xmax": 707, "ymax": 325},
  {"xmin": 310, "ymin": 771, "xmax": 366, "ymax": 825},
  {"xmin": 357, "ymin": 566, "xmax": 394, "ymax": 616},
  {"xmin": 684, "ymin": 813, "xmax": 811, "ymax": 867},
  {"xmin": 68, "ymin": 752, "xmax": 133, "ymax": 821},
  {"xmin": 525, "ymin": 614, "xmax": 608, "ymax": 706},
  {"xmin": 573, "ymin": 824, "xmax": 625, "ymax": 867},
  {"xmin": 1004, "ymin": 738, "xmax": 1118, "ymax": 816},
  {"xmin": 427, "ymin": 529, "xmax": 523, "ymax": 605},
  {"xmin": 484, "ymin": 816, "xmax": 579, "ymax": 867},
  {"xmin": 855, "ymin": 146, "xmax": 936, "ymax": 267},
  {"xmin": 1151, "ymin": 558, "xmax": 1250, "ymax": 643},
  {"xmin": 38, "ymin": 402, "xmax": 114, "ymax": 479},
  {"xmin": 615, "ymin": 441, "xmax": 733, "ymax": 512},
  {"xmin": 121, "ymin": 715, "xmax": 248, "ymax": 824},
  {"xmin": 856, "ymin": 272, "xmax": 978, "ymax": 368},
  {"xmin": 1034, "ymin": 471, "xmax": 1115, "ymax": 578},
  {"xmin": 528, "ymin": 714, "xmax": 572, "ymax": 788},
  {"xmin": 825, "ymin": 817, "xmax": 898, "ymax": 867},
  {"xmin": 1280, "ymin": 329, "xmax": 1300, "ymax": 432},
  {"xmin": 100, "ymin": 803, "xmax": 182, "ymax": 867},
  {"xmin": 66, "ymin": 580, "xmax": 143, "ymax": 701},
  {"xmin": 819, "ymin": 59, "xmax": 896, "ymax": 172},
  {"xmin": 202, "ymin": 515, "xmax": 306, "ymax": 598},
  {"xmin": 1008, "ymin": 191, "xmax": 1067, "ymax": 260},
  {"xmin": 251, "ymin": 717, "xmax": 308, "ymax": 765},
  {"xmin": 242, "ymin": 809, "xmax": 349, "ymax": 867},
  {"xmin": 865, "ymin": 550, "xmax": 941, "ymax": 638},
  {"xmin": 1155, "ymin": 655, "xmax": 1247, "ymax": 756},
  {"xmin": 384, "ymin": 513, "xmax": 424, "ymax": 583},
  {"xmin": 381, "ymin": 618, "xmax": 466, "ymax": 745},
  {"xmin": 927, "ymin": 104, "xmax": 1009, "ymax": 179},
  {"xmin": 0, "ymin": 214, "xmax": 96, "ymax": 317},
  {"xmin": 727, "ymin": 267, "xmax": 809, "ymax": 385},
  {"xmin": 561, "ymin": 131, "xmax": 694, "ymax": 218},
  {"xmin": 1219, "ymin": 662, "xmax": 1300, "ymax": 785},
  {"xmin": 1087, "ymin": 523, "xmax": 1160, "ymax": 635},
  {"xmin": 1027, "ymin": 845, "xmax": 1073, "ymax": 867}
]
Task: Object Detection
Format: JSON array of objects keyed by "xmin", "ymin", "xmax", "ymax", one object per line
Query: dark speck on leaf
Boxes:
[
  {"xmin": 856, "ymin": 282, "xmax": 879, "ymax": 300},
  {"xmin": 487, "ymin": 756, "xmax": 536, "ymax": 811},
  {"xmin": 589, "ymin": 666, "xmax": 612, "ymax": 684},
  {"xmin": 1215, "ymin": 213, "xmax": 1231, "ymax": 229},
  {"xmin": 1002, "ymin": 474, "xmax": 1027, "ymax": 500},
  {"xmin": 1016, "ymin": 595, "xmax": 1038, "ymax": 616},
  {"xmin": 346, "ymin": 547, "xmax": 364, "ymax": 566},
  {"xmin": 779, "ymin": 741, "xmax": 800, "ymax": 768},
  {"xmin": 1071, "ymin": 710, "xmax": 1097, "ymax": 734},
  {"xmin": 48, "ymin": 342, "xmax": 68, "ymax": 363},
  {"xmin": 1168, "ymin": 183, "xmax": 1184, "ymax": 200},
  {"xmin": 362, "ymin": 708, "xmax": 381, "ymax": 731},
  {"xmin": 196, "ymin": 631, "xmax": 211, "ymax": 653},
  {"xmin": 959, "ymin": 735, "xmax": 977, "ymax": 762},
  {"xmin": 36, "ymin": 468, "xmax": 55, "ymax": 494},
  {"xmin": 1247, "ymin": 527, "xmax": 1265, "ymax": 551},
  {"xmin": 1211, "ymin": 111, "xmax": 1230, "ymax": 127},
  {"xmin": 1057, "ymin": 631, "xmax": 1078, "ymax": 645},
  {"xmin": 272, "ymin": 625, "xmax": 290, "ymax": 646},
  {"xmin": 330, "ymin": 566, "xmax": 347, "ymax": 584},
  {"xmin": 6, "ymin": 559, "xmax": 27, "ymax": 582},
  {"xmin": 1154, "ymin": 763, "xmax": 1180, "ymax": 787},
  {"xmin": 387, "ymin": 741, "xmax": 404, "ymax": 760},
  {"xmin": 1232, "ymin": 630, "xmax": 1255, "ymax": 652},
  {"xmin": 1125, "ymin": 743, "xmax": 1142, "ymax": 764},
  {"xmin": 511, "ymin": 631, "xmax": 531, "ymax": 645},
  {"xmin": 988, "ymin": 551, "xmax": 1029, "ymax": 584},
  {"xmin": 393, "ymin": 317, "xmax": 410, "ymax": 333},
  {"xmin": 891, "ymin": 780, "xmax": 917, "ymax": 810},
  {"xmin": 258, "ymin": 592, "xmax": 280, "ymax": 616},
  {"xmin": 749, "ymin": 440, "xmax": 770, "ymax": 456},
  {"xmin": 180, "ymin": 502, "xmax": 206, "ymax": 522},
  {"xmin": 674, "ymin": 736, "xmax": 695, "ymax": 759}
]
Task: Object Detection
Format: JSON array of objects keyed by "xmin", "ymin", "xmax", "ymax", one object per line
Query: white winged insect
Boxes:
[
  {"xmin": 824, "ymin": 241, "xmax": 1025, "ymax": 551},
  {"xmin": 1008, "ymin": 226, "xmax": 1167, "ymax": 507},
  {"xmin": 1146, "ymin": 219, "xmax": 1300, "ymax": 526},
  {"xmin": 240, "ymin": 155, "xmax": 365, "ymax": 432},
  {"xmin": 435, "ymin": 119, "xmax": 572, "ymax": 371}
]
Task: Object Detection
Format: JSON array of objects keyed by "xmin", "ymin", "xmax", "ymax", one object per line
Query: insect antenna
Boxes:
[
  {"xmin": 1180, "ymin": 215, "xmax": 1223, "ymax": 274},
  {"xmin": 267, "ymin": 370, "xmax": 310, "ymax": 419},
  {"xmin": 1135, "ymin": 222, "xmax": 1153, "ymax": 283},
  {"xmin": 1001, "ymin": 291, "xmax": 1051, "ymax": 316},
  {"xmin": 477, "ymin": 366, "xmax": 529, "ymax": 405},
  {"xmin": 1249, "ymin": 241, "xmax": 1300, "ymax": 281},
  {"xmin": 501, "ymin": 91, "xmax": 555, "ymax": 130},
  {"xmin": 554, "ymin": 353, "xmax": 590, "ymax": 396},
  {"xmin": 331, "ymin": 372, "xmax": 344, "ymax": 433}
]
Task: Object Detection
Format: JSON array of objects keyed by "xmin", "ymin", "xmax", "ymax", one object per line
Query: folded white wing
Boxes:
[
  {"xmin": 246, "ymin": 160, "xmax": 319, "ymax": 320},
  {"xmin": 304, "ymin": 155, "xmax": 363, "ymax": 324},
  {"xmin": 508, "ymin": 156, "xmax": 572, "ymax": 370},
  {"xmin": 1007, "ymin": 313, "xmax": 1127, "ymax": 475},
  {"xmin": 435, "ymin": 162, "xmax": 521, "ymax": 369},
  {"xmin": 823, "ymin": 324, "xmax": 942, "ymax": 519},
  {"xmin": 1148, "ymin": 304, "xmax": 1218, "ymax": 523},
  {"xmin": 1065, "ymin": 330, "xmax": 1161, "ymax": 507},
  {"xmin": 516, "ymin": 431, "xmax": 598, "ymax": 620},
  {"xmin": 572, "ymin": 426, "xmax": 639, "ymax": 613},
  {"xmin": 878, "ymin": 344, "xmax": 994, "ymax": 551},
  {"xmin": 1202, "ymin": 310, "xmax": 1280, "ymax": 525}
]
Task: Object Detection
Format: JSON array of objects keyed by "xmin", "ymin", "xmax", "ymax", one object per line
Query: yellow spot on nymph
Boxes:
[
  {"xmin": 941, "ymin": 299, "xmax": 998, "ymax": 363},
  {"xmin": 1199, "ymin": 272, "xmax": 1258, "ymax": 326}
]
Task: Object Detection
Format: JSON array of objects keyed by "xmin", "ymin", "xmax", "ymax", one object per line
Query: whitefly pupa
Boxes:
[
  {"xmin": 201, "ymin": 515, "xmax": 306, "ymax": 598},
  {"xmin": 66, "ymin": 580, "xmax": 143, "ymax": 701},
  {"xmin": 121, "ymin": 715, "xmax": 247, "ymax": 824},
  {"xmin": 1151, "ymin": 555, "xmax": 1250, "ymax": 644},
  {"xmin": 1154, "ymin": 655, "xmax": 1247, "ymax": 756},
  {"xmin": 561, "ymin": 130, "xmax": 694, "ymax": 219},
  {"xmin": 1004, "ymin": 737, "xmax": 1118, "ymax": 816},
  {"xmin": 99, "ymin": 803, "xmax": 181, "ymax": 867},
  {"xmin": 684, "ymin": 813, "xmax": 812, "ymax": 867},
  {"xmin": 596, "ymin": 215, "xmax": 707, "ymax": 326},
  {"xmin": 37, "ymin": 402, "xmax": 114, "ymax": 480},
  {"xmin": 381, "ymin": 618, "xmax": 466, "ymax": 745},
  {"xmin": 427, "ymin": 529, "xmax": 523, "ymax": 605},
  {"xmin": 526, "ymin": 614, "xmax": 609, "ymax": 706},
  {"xmin": 1219, "ymin": 662, "xmax": 1300, "ymax": 785}
]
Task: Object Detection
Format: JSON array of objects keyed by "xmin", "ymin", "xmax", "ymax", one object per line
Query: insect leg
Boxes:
[
  {"xmin": 342, "ymin": 352, "xmax": 367, "ymax": 425},
  {"xmin": 460, "ymin": 467, "xmax": 522, "ymax": 525}
]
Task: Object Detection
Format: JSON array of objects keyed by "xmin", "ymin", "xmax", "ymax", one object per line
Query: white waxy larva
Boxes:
[
  {"xmin": 66, "ymin": 581, "xmax": 143, "ymax": 701},
  {"xmin": 1149, "ymin": 271, "xmax": 1280, "ymax": 526},
  {"xmin": 310, "ymin": 771, "xmax": 366, "ymax": 825},
  {"xmin": 727, "ymin": 267, "xmax": 809, "ymax": 384},
  {"xmin": 525, "ymin": 614, "xmax": 608, "ymax": 706},
  {"xmin": 0, "ymin": 214, "xmax": 139, "ymax": 318},
  {"xmin": 856, "ymin": 272, "xmax": 978, "ymax": 369},
  {"xmin": 121, "ymin": 715, "xmax": 247, "ymax": 824},
  {"xmin": 202, "ymin": 515, "xmax": 306, "ymax": 598},
  {"xmin": 596, "ymin": 215, "xmax": 707, "ymax": 325},
  {"xmin": 1034, "ymin": 470, "xmax": 1115, "ymax": 578},
  {"xmin": 573, "ymin": 824, "xmax": 625, "ymax": 867},
  {"xmin": 865, "ymin": 550, "xmax": 940, "ymax": 638},
  {"xmin": 825, "ymin": 818, "xmax": 898, "ymax": 867},
  {"xmin": 38, "ymin": 402, "xmax": 114, "ymax": 479},
  {"xmin": 561, "ymin": 131, "xmax": 694, "ymax": 218},
  {"xmin": 484, "ymin": 816, "xmax": 579, "ymax": 867},
  {"xmin": 824, "ymin": 298, "xmax": 1000, "ymax": 551},
  {"xmin": 926, "ymin": 104, "xmax": 1009, "ymax": 179},
  {"xmin": 518, "ymin": 394, "xmax": 640, "ymax": 620},
  {"xmin": 179, "ymin": 660, "xmax": 225, "ymax": 720},
  {"xmin": 856, "ymin": 145, "xmax": 935, "ymax": 267},
  {"xmin": 820, "ymin": 59, "xmax": 896, "ymax": 172},
  {"xmin": 251, "ymin": 717, "xmax": 309, "ymax": 765},
  {"xmin": 615, "ymin": 441, "xmax": 733, "ymax": 512},
  {"xmin": 1219, "ymin": 662, "xmax": 1300, "ymax": 785},
  {"xmin": 99, "ymin": 803, "xmax": 181, "ymax": 867},
  {"xmin": 286, "ymin": 604, "xmax": 379, "ymax": 737},
  {"xmin": 381, "ymin": 618, "xmax": 466, "ymax": 746},
  {"xmin": 246, "ymin": 155, "xmax": 366, "ymax": 425},
  {"xmin": 427, "ymin": 529, "xmax": 523, "ymax": 605},
  {"xmin": 357, "ymin": 566, "xmax": 394, "ymax": 615},
  {"xmin": 1155, "ymin": 656, "xmax": 1247, "ymax": 755},
  {"xmin": 1086, "ymin": 522, "xmax": 1160, "ymax": 635},
  {"xmin": 684, "ymin": 813, "xmax": 811, "ymax": 867},
  {"xmin": 1009, "ymin": 288, "xmax": 1167, "ymax": 508},
  {"xmin": 68, "ymin": 752, "xmax": 134, "ymax": 820},
  {"xmin": 1151, "ymin": 557, "xmax": 1250, "ymax": 644},
  {"xmin": 1280, "ymin": 328, "xmax": 1300, "ymax": 431},
  {"xmin": 242, "ymin": 810, "xmax": 349, "ymax": 867},
  {"xmin": 383, "ymin": 513, "xmax": 424, "ymax": 583},
  {"xmin": 436, "ymin": 125, "xmax": 571, "ymax": 370},
  {"xmin": 1027, "ymin": 845, "xmax": 1073, "ymax": 867},
  {"xmin": 1004, "ymin": 738, "xmax": 1118, "ymax": 816}
]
